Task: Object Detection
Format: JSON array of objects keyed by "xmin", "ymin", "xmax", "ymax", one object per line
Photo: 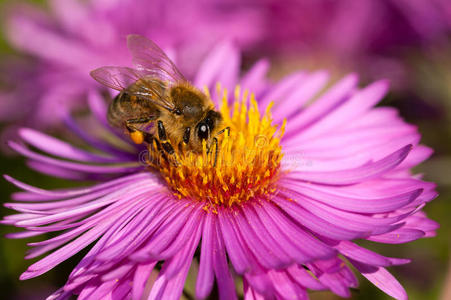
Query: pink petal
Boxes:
[
  {"xmin": 285, "ymin": 145, "xmax": 412, "ymax": 185},
  {"xmin": 295, "ymin": 80, "xmax": 389, "ymax": 141},
  {"xmin": 213, "ymin": 217, "xmax": 238, "ymax": 300},
  {"xmin": 351, "ymin": 260, "xmax": 407, "ymax": 300},
  {"xmin": 132, "ymin": 262, "xmax": 156, "ymax": 300},
  {"xmin": 284, "ymin": 73, "xmax": 358, "ymax": 137},
  {"xmin": 196, "ymin": 213, "xmax": 215, "ymax": 299},
  {"xmin": 273, "ymin": 71, "xmax": 329, "ymax": 122}
]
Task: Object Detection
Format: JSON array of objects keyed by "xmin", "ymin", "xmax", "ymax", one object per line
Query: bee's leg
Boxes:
[
  {"xmin": 178, "ymin": 127, "xmax": 191, "ymax": 152},
  {"xmin": 126, "ymin": 117, "xmax": 154, "ymax": 144},
  {"xmin": 157, "ymin": 120, "xmax": 173, "ymax": 154},
  {"xmin": 212, "ymin": 137, "xmax": 219, "ymax": 167},
  {"xmin": 215, "ymin": 126, "xmax": 230, "ymax": 138},
  {"xmin": 177, "ymin": 142, "xmax": 184, "ymax": 153},
  {"xmin": 157, "ymin": 120, "xmax": 180, "ymax": 166},
  {"xmin": 126, "ymin": 117, "xmax": 154, "ymax": 128},
  {"xmin": 148, "ymin": 138, "xmax": 166, "ymax": 166},
  {"xmin": 208, "ymin": 126, "xmax": 229, "ymax": 167}
]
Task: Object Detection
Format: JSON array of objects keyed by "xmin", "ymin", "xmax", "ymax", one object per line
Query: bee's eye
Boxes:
[
  {"xmin": 174, "ymin": 109, "xmax": 182, "ymax": 115},
  {"xmin": 197, "ymin": 123, "xmax": 209, "ymax": 140}
]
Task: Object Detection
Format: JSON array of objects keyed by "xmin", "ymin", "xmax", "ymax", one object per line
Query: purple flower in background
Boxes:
[
  {"xmin": 0, "ymin": 0, "xmax": 262, "ymax": 127},
  {"xmin": 2, "ymin": 37, "xmax": 438, "ymax": 300},
  {"xmin": 246, "ymin": 0, "xmax": 451, "ymax": 90},
  {"xmin": 254, "ymin": 0, "xmax": 451, "ymax": 54},
  {"xmin": 1, "ymin": 0, "xmax": 450, "ymax": 130}
]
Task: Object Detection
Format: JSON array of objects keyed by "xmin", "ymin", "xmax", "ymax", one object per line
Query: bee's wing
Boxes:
[
  {"xmin": 126, "ymin": 34, "xmax": 187, "ymax": 83},
  {"xmin": 90, "ymin": 66, "xmax": 175, "ymax": 111},
  {"xmin": 90, "ymin": 66, "xmax": 141, "ymax": 91}
]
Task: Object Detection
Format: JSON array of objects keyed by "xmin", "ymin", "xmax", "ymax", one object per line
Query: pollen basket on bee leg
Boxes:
[{"xmin": 130, "ymin": 131, "xmax": 145, "ymax": 144}]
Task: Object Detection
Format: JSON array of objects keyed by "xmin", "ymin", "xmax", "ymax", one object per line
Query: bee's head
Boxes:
[{"xmin": 196, "ymin": 110, "xmax": 222, "ymax": 141}]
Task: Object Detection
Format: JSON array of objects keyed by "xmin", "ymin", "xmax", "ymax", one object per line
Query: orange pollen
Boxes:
[{"xmin": 146, "ymin": 85, "xmax": 285, "ymax": 211}]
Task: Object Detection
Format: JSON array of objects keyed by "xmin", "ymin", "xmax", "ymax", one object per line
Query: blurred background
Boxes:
[{"xmin": 0, "ymin": 0, "xmax": 450, "ymax": 299}]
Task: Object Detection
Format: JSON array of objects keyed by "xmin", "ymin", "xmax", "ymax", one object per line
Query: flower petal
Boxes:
[
  {"xmin": 213, "ymin": 216, "xmax": 238, "ymax": 300},
  {"xmin": 273, "ymin": 71, "xmax": 329, "ymax": 121},
  {"xmin": 351, "ymin": 260, "xmax": 407, "ymax": 300},
  {"xmin": 217, "ymin": 208, "xmax": 252, "ymax": 274},
  {"xmin": 19, "ymin": 128, "xmax": 118, "ymax": 162},
  {"xmin": 295, "ymin": 80, "xmax": 389, "ymax": 141},
  {"xmin": 278, "ymin": 177, "xmax": 422, "ymax": 213},
  {"xmin": 132, "ymin": 262, "xmax": 156, "ymax": 300},
  {"xmin": 284, "ymin": 73, "xmax": 358, "ymax": 138},
  {"xmin": 285, "ymin": 145, "xmax": 412, "ymax": 185},
  {"xmin": 196, "ymin": 213, "xmax": 215, "ymax": 299}
]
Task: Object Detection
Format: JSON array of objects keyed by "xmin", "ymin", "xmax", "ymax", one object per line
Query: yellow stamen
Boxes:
[{"xmin": 146, "ymin": 86, "xmax": 284, "ymax": 211}]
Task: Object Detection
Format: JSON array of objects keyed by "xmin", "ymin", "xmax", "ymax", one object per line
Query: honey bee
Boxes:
[{"xmin": 90, "ymin": 35, "xmax": 228, "ymax": 165}]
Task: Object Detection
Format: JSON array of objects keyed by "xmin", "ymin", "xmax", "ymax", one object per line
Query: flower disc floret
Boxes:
[{"xmin": 147, "ymin": 86, "xmax": 285, "ymax": 209}]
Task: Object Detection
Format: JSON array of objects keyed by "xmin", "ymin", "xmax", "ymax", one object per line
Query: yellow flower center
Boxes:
[{"xmin": 147, "ymin": 85, "xmax": 285, "ymax": 211}]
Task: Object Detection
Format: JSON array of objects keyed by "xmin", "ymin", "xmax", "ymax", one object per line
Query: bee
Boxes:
[{"xmin": 90, "ymin": 35, "xmax": 228, "ymax": 165}]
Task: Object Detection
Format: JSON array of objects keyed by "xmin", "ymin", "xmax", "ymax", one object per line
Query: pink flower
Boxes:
[{"xmin": 2, "ymin": 36, "xmax": 438, "ymax": 299}]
